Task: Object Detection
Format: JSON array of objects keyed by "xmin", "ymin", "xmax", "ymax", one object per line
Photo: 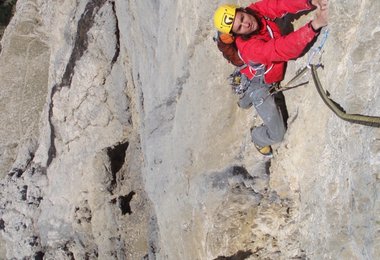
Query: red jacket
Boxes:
[{"xmin": 236, "ymin": 0, "xmax": 318, "ymax": 83}]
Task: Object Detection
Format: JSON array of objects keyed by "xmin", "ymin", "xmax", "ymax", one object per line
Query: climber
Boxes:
[{"xmin": 213, "ymin": 0, "xmax": 328, "ymax": 157}]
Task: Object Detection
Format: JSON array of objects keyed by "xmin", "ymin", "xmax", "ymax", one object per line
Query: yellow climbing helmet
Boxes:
[{"xmin": 213, "ymin": 4, "xmax": 238, "ymax": 34}]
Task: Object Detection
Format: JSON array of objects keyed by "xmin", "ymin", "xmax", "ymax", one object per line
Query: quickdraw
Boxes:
[{"xmin": 269, "ymin": 66, "xmax": 310, "ymax": 95}]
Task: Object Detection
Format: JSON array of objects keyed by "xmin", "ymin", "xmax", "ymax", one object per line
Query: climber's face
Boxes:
[{"xmin": 232, "ymin": 11, "xmax": 259, "ymax": 35}]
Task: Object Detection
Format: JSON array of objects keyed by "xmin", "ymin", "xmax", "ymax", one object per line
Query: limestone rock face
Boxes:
[
  {"xmin": 0, "ymin": 0, "xmax": 151, "ymax": 259},
  {"xmin": 0, "ymin": 0, "xmax": 379, "ymax": 259}
]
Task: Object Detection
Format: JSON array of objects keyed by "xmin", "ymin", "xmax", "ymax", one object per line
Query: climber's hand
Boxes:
[
  {"xmin": 311, "ymin": 0, "xmax": 328, "ymax": 10},
  {"xmin": 311, "ymin": 2, "xmax": 329, "ymax": 30}
]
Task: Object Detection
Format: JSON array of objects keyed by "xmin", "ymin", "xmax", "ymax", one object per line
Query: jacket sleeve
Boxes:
[
  {"xmin": 238, "ymin": 23, "xmax": 318, "ymax": 64},
  {"xmin": 250, "ymin": 0, "xmax": 313, "ymax": 19}
]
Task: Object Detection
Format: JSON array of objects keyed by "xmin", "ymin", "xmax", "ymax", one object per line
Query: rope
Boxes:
[
  {"xmin": 307, "ymin": 28, "xmax": 380, "ymax": 127},
  {"xmin": 276, "ymin": 28, "xmax": 380, "ymax": 127},
  {"xmin": 310, "ymin": 65, "xmax": 380, "ymax": 127}
]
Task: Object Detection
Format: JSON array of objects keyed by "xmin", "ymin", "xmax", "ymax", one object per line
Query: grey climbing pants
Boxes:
[{"xmin": 240, "ymin": 78, "xmax": 286, "ymax": 147}]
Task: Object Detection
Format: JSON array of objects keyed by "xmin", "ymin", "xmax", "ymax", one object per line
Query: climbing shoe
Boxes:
[{"xmin": 254, "ymin": 144, "xmax": 273, "ymax": 157}]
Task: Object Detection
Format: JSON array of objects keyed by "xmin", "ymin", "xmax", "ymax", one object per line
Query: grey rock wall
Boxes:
[
  {"xmin": 0, "ymin": 0, "xmax": 152, "ymax": 259},
  {"xmin": 0, "ymin": 0, "xmax": 49, "ymax": 177},
  {"xmin": 0, "ymin": 0, "xmax": 379, "ymax": 259}
]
